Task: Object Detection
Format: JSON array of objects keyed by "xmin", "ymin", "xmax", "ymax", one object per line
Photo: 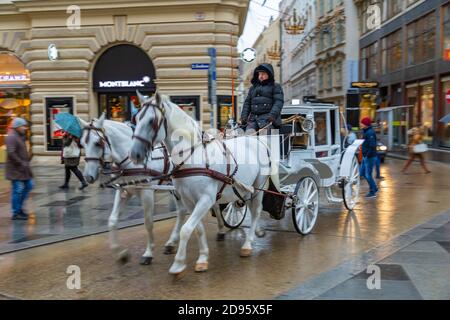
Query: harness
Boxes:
[
  {"xmin": 135, "ymin": 101, "xmax": 249, "ymax": 202},
  {"xmin": 83, "ymin": 121, "xmax": 171, "ymax": 187}
]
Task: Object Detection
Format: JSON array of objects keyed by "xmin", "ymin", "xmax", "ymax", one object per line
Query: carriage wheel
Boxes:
[
  {"xmin": 342, "ymin": 156, "xmax": 361, "ymax": 211},
  {"xmin": 220, "ymin": 202, "xmax": 248, "ymax": 229},
  {"xmin": 292, "ymin": 177, "xmax": 319, "ymax": 235}
]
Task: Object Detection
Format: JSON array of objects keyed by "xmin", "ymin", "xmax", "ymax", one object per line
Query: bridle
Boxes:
[
  {"xmin": 132, "ymin": 102, "xmax": 168, "ymax": 152},
  {"xmin": 83, "ymin": 122, "xmax": 113, "ymax": 167}
]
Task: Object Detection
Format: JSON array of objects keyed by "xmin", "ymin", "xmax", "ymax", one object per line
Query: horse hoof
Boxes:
[
  {"xmin": 255, "ymin": 229, "xmax": 266, "ymax": 238},
  {"xmin": 216, "ymin": 233, "xmax": 226, "ymax": 242},
  {"xmin": 117, "ymin": 249, "xmax": 130, "ymax": 264},
  {"xmin": 170, "ymin": 269, "xmax": 187, "ymax": 280},
  {"xmin": 194, "ymin": 262, "xmax": 208, "ymax": 273},
  {"xmin": 140, "ymin": 256, "xmax": 153, "ymax": 265},
  {"xmin": 164, "ymin": 245, "xmax": 176, "ymax": 255},
  {"xmin": 240, "ymin": 248, "xmax": 252, "ymax": 257}
]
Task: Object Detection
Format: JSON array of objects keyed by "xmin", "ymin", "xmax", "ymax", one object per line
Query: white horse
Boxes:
[
  {"xmin": 79, "ymin": 114, "xmax": 219, "ymax": 267},
  {"xmin": 129, "ymin": 92, "xmax": 276, "ymax": 275}
]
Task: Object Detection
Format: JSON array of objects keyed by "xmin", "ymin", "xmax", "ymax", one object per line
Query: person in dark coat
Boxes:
[
  {"xmin": 5, "ymin": 118, "xmax": 33, "ymax": 220},
  {"xmin": 360, "ymin": 117, "xmax": 379, "ymax": 198},
  {"xmin": 240, "ymin": 63, "xmax": 284, "ymax": 132}
]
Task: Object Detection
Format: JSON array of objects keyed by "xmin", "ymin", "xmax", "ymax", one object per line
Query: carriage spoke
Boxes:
[{"xmin": 306, "ymin": 189, "xmax": 318, "ymax": 203}]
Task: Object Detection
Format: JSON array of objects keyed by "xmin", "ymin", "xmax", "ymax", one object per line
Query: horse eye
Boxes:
[{"xmin": 95, "ymin": 142, "xmax": 102, "ymax": 147}]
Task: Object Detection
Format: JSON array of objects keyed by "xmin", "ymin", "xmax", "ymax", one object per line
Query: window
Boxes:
[
  {"xmin": 326, "ymin": 65, "xmax": 333, "ymax": 89},
  {"xmin": 385, "ymin": 0, "xmax": 402, "ymax": 20},
  {"xmin": 318, "ymin": 67, "xmax": 324, "ymax": 90},
  {"xmin": 443, "ymin": 4, "xmax": 450, "ymax": 61},
  {"xmin": 170, "ymin": 96, "xmax": 200, "ymax": 121},
  {"xmin": 441, "ymin": 79, "xmax": 450, "ymax": 148},
  {"xmin": 407, "ymin": 12, "xmax": 436, "ymax": 66},
  {"xmin": 335, "ymin": 61, "xmax": 343, "ymax": 87},
  {"xmin": 381, "ymin": 29, "xmax": 403, "ymax": 73},
  {"xmin": 315, "ymin": 112, "xmax": 328, "ymax": 146}
]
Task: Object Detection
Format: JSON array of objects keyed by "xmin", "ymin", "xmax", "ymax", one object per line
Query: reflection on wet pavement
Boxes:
[
  {"xmin": 0, "ymin": 158, "xmax": 448, "ymax": 299},
  {"xmin": 0, "ymin": 165, "xmax": 175, "ymax": 254}
]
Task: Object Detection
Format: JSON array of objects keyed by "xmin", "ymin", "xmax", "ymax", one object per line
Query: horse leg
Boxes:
[
  {"xmin": 164, "ymin": 192, "xmax": 187, "ymax": 255},
  {"xmin": 169, "ymin": 194, "xmax": 215, "ymax": 275},
  {"xmin": 194, "ymin": 220, "xmax": 209, "ymax": 272},
  {"xmin": 109, "ymin": 188, "xmax": 131, "ymax": 263},
  {"xmin": 240, "ymin": 177, "xmax": 266, "ymax": 257},
  {"xmin": 139, "ymin": 189, "xmax": 155, "ymax": 265},
  {"xmin": 213, "ymin": 204, "xmax": 226, "ymax": 241}
]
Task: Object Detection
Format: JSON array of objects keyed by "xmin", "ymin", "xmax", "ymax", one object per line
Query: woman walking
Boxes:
[
  {"xmin": 401, "ymin": 126, "xmax": 431, "ymax": 174},
  {"xmin": 59, "ymin": 131, "xmax": 89, "ymax": 190}
]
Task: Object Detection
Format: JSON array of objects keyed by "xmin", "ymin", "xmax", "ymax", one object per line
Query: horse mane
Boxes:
[
  {"xmin": 101, "ymin": 119, "xmax": 133, "ymax": 140},
  {"xmin": 158, "ymin": 95, "xmax": 202, "ymax": 141}
]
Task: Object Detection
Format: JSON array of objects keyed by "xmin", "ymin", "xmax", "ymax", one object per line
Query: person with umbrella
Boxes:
[{"xmin": 54, "ymin": 113, "xmax": 88, "ymax": 190}]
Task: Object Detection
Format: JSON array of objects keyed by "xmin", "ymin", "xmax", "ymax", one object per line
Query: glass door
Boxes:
[{"xmin": 98, "ymin": 94, "xmax": 133, "ymax": 122}]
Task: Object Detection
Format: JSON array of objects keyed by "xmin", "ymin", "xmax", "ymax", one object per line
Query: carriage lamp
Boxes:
[{"xmin": 302, "ymin": 118, "xmax": 314, "ymax": 132}]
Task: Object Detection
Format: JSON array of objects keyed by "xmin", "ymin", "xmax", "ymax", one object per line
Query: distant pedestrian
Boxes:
[
  {"xmin": 5, "ymin": 118, "xmax": 33, "ymax": 220},
  {"xmin": 59, "ymin": 131, "xmax": 88, "ymax": 190},
  {"xmin": 345, "ymin": 124, "xmax": 357, "ymax": 148},
  {"xmin": 401, "ymin": 126, "xmax": 431, "ymax": 174},
  {"xmin": 360, "ymin": 117, "xmax": 378, "ymax": 198}
]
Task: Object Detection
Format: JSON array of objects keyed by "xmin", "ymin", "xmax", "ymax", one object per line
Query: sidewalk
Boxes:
[
  {"xmin": 0, "ymin": 165, "xmax": 176, "ymax": 254},
  {"xmin": 278, "ymin": 209, "xmax": 450, "ymax": 300}
]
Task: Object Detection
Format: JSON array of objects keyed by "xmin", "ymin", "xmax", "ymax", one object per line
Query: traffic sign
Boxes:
[
  {"xmin": 241, "ymin": 48, "xmax": 256, "ymax": 63},
  {"xmin": 446, "ymin": 90, "xmax": 450, "ymax": 104},
  {"xmin": 191, "ymin": 63, "xmax": 210, "ymax": 70}
]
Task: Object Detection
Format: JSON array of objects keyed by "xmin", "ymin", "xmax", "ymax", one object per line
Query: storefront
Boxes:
[
  {"xmin": 93, "ymin": 44, "xmax": 156, "ymax": 122},
  {"xmin": 440, "ymin": 76, "xmax": 450, "ymax": 148},
  {"xmin": 0, "ymin": 52, "xmax": 30, "ymax": 163},
  {"xmin": 0, "ymin": 0, "xmax": 248, "ymax": 161}
]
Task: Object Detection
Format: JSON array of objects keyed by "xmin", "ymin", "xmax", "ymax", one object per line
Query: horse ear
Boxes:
[
  {"xmin": 97, "ymin": 112, "xmax": 106, "ymax": 127},
  {"xmin": 155, "ymin": 91, "xmax": 162, "ymax": 106},
  {"xmin": 78, "ymin": 117, "xmax": 88, "ymax": 128},
  {"xmin": 136, "ymin": 90, "xmax": 147, "ymax": 104}
]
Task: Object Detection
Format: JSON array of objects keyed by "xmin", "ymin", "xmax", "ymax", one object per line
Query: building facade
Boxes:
[
  {"xmin": 356, "ymin": 0, "xmax": 450, "ymax": 150},
  {"xmin": 280, "ymin": 0, "xmax": 359, "ymax": 108},
  {"xmin": 316, "ymin": 0, "xmax": 359, "ymax": 108},
  {"xmin": 0, "ymin": 0, "xmax": 248, "ymax": 162},
  {"xmin": 280, "ymin": 0, "xmax": 317, "ymax": 103}
]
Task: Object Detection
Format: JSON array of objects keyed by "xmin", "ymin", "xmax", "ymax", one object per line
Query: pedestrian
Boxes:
[
  {"xmin": 59, "ymin": 131, "xmax": 88, "ymax": 190},
  {"xmin": 5, "ymin": 117, "xmax": 33, "ymax": 220},
  {"xmin": 240, "ymin": 63, "xmax": 284, "ymax": 134},
  {"xmin": 345, "ymin": 124, "xmax": 357, "ymax": 148},
  {"xmin": 360, "ymin": 117, "xmax": 378, "ymax": 198},
  {"xmin": 401, "ymin": 126, "xmax": 431, "ymax": 174}
]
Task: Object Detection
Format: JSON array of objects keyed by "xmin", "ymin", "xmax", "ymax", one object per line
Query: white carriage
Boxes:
[{"xmin": 220, "ymin": 101, "xmax": 363, "ymax": 235}]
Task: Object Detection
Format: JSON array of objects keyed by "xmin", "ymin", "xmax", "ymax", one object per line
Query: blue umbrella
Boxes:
[
  {"xmin": 54, "ymin": 112, "xmax": 82, "ymax": 138},
  {"xmin": 439, "ymin": 114, "xmax": 450, "ymax": 124}
]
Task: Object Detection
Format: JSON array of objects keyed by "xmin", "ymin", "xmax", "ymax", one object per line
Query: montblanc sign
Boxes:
[
  {"xmin": 99, "ymin": 80, "xmax": 145, "ymax": 88},
  {"xmin": 98, "ymin": 76, "xmax": 151, "ymax": 88}
]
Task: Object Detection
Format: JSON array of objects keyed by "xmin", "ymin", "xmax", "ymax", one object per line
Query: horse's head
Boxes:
[
  {"xmin": 130, "ymin": 91, "xmax": 167, "ymax": 164},
  {"xmin": 80, "ymin": 113, "xmax": 112, "ymax": 183}
]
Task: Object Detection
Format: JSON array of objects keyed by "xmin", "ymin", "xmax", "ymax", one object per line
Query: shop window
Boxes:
[
  {"xmin": 419, "ymin": 83, "xmax": 434, "ymax": 145},
  {"xmin": 441, "ymin": 80, "xmax": 450, "ymax": 148},
  {"xmin": 217, "ymin": 96, "xmax": 237, "ymax": 130},
  {"xmin": 46, "ymin": 97, "xmax": 73, "ymax": 151},
  {"xmin": 170, "ymin": 96, "xmax": 200, "ymax": 121},
  {"xmin": 0, "ymin": 53, "xmax": 31, "ymax": 162}
]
